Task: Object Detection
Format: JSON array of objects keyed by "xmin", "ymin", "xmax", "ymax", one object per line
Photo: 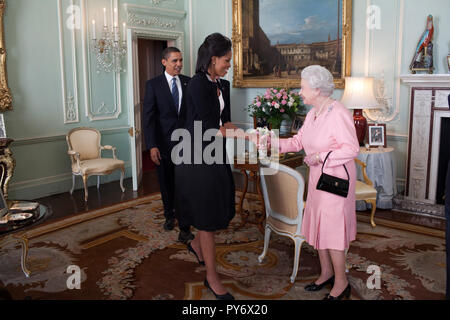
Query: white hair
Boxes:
[{"xmin": 301, "ymin": 65, "xmax": 335, "ymax": 97}]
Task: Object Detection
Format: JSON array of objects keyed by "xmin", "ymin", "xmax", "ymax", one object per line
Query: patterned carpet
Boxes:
[{"xmin": 0, "ymin": 192, "xmax": 446, "ymax": 300}]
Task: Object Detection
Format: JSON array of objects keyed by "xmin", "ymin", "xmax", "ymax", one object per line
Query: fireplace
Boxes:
[{"xmin": 399, "ymin": 74, "xmax": 450, "ymax": 218}]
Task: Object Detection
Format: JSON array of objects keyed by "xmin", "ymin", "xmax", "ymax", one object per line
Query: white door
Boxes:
[{"xmin": 127, "ymin": 28, "xmax": 143, "ymax": 191}]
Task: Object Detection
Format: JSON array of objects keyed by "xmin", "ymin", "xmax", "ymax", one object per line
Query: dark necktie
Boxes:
[{"xmin": 171, "ymin": 77, "xmax": 179, "ymax": 113}]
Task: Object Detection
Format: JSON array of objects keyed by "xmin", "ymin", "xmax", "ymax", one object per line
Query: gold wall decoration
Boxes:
[
  {"xmin": 232, "ymin": 0, "xmax": 352, "ymax": 89},
  {"xmin": 0, "ymin": 0, "xmax": 12, "ymax": 111}
]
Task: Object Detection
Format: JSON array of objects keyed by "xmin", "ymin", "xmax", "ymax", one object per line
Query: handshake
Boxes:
[{"xmin": 248, "ymin": 127, "xmax": 278, "ymax": 153}]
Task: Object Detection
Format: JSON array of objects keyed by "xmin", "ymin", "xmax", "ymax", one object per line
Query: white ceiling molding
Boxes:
[
  {"xmin": 149, "ymin": 0, "xmax": 178, "ymax": 7},
  {"xmin": 125, "ymin": 3, "xmax": 186, "ymax": 30}
]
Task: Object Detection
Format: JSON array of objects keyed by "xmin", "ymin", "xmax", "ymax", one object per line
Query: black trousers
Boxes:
[
  {"xmin": 156, "ymin": 155, "xmax": 189, "ymax": 231},
  {"xmin": 446, "ymin": 160, "xmax": 450, "ymax": 300}
]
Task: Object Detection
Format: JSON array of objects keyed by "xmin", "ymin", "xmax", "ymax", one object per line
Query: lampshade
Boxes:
[{"xmin": 340, "ymin": 77, "xmax": 379, "ymax": 110}]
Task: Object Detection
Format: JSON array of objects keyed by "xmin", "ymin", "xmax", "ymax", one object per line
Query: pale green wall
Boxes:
[
  {"xmin": 190, "ymin": 0, "xmax": 450, "ymax": 194},
  {"xmin": 3, "ymin": 0, "xmax": 450, "ymax": 200},
  {"xmin": 4, "ymin": 0, "xmax": 190, "ymax": 200}
]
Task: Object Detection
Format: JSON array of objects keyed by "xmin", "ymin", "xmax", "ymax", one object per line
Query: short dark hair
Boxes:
[
  {"xmin": 162, "ymin": 47, "xmax": 181, "ymax": 60},
  {"xmin": 195, "ymin": 33, "xmax": 232, "ymax": 74}
]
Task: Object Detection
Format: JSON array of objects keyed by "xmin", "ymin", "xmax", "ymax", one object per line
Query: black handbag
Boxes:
[{"xmin": 316, "ymin": 151, "xmax": 349, "ymax": 198}]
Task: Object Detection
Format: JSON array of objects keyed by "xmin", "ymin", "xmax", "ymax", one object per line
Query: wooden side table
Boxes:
[
  {"xmin": 234, "ymin": 153, "xmax": 304, "ymax": 233},
  {"xmin": 357, "ymin": 147, "xmax": 396, "ymax": 210},
  {"xmin": 0, "ymin": 233, "xmax": 30, "ymax": 277}
]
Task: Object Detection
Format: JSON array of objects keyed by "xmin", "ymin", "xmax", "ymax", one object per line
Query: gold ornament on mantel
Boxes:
[{"xmin": 0, "ymin": 0, "xmax": 12, "ymax": 111}]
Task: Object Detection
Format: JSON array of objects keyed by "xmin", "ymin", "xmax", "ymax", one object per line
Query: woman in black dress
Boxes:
[{"xmin": 175, "ymin": 33, "xmax": 244, "ymax": 300}]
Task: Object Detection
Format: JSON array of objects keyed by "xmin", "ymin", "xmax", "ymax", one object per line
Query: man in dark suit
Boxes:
[{"xmin": 143, "ymin": 47, "xmax": 193, "ymax": 243}]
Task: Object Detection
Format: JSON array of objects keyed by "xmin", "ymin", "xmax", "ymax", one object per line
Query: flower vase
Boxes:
[{"xmin": 268, "ymin": 117, "xmax": 282, "ymax": 131}]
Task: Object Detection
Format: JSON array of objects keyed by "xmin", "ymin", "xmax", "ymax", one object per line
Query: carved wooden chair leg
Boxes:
[
  {"xmin": 82, "ymin": 175, "xmax": 89, "ymax": 202},
  {"xmin": 119, "ymin": 168, "xmax": 125, "ymax": 192},
  {"xmin": 368, "ymin": 199, "xmax": 377, "ymax": 227},
  {"xmin": 70, "ymin": 175, "xmax": 76, "ymax": 195}
]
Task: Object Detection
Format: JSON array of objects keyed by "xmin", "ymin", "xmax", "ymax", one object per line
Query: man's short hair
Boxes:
[{"xmin": 162, "ymin": 47, "xmax": 181, "ymax": 60}]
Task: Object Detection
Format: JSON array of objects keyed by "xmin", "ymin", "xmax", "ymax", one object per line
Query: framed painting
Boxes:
[
  {"xmin": 232, "ymin": 0, "xmax": 352, "ymax": 89},
  {"xmin": 367, "ymin": 123, "xmax": 386, "ymax": 148},
  {"xmin": 0, "ymin": 0, "xmax": 12, "ymax": 111}
]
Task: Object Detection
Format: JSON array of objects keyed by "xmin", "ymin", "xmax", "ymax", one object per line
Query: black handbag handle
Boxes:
[{"xmin": 321, "ymin": 151, "xmax": 350, "ymax": 181}]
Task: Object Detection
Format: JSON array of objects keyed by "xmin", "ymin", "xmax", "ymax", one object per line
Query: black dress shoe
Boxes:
[
  {"xmin": 323, "ymin": 283, "xmax": 351, "ymax": 300},
  {"xmin": 305, "ymin": 276, "xmax": 335, "ymax": 292},
  {"xmin": 204, "ymin": 279, "xmax": 235, "ymax": 300},
  {"xmin": 163, "ymin": 218, "xmax": 175, "ymax": 231},
  {"xmin": 187, "ymin": 243, "xmax": 205, "ymax": 266},
  {"xmin": 178, "ymin": 229, "xmax": 194, "ymax": 244}
]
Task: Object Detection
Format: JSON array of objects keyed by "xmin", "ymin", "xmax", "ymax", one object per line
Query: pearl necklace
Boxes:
[{"xmin": 314, "ymin": 98, "xmax": 331, "ymax": 120}]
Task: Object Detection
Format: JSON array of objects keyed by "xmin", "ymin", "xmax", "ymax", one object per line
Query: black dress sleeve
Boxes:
[
  {"xmin": 220, "ymin": 80, "xmax": 231, "ymax": 125},
  {"xmin": 187, "ymin": 76, "xmax": 220, "ymax": 133}
]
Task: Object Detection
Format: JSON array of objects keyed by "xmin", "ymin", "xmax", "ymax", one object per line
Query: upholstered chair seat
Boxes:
[
  {"xmin": 258, "ymin": 161, "xmax": 306, "ymax": 283},
  {"xmin": 66, "ymin": 127, "xmax": 125, "ymax": 201},
  {"xmin": 72, "ymin": 158, "xmax": 125, "ymax": 176}
]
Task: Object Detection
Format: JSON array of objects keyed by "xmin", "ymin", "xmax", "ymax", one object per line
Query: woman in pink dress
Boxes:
[{"xmin": 278, "ymin": 65, "xmax": 359, "ymax": 300}]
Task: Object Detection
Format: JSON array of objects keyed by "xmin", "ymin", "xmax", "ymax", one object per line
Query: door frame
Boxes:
[{"xmin": 126, "ymin": 27, "xmax": 186, "ymax": 191}]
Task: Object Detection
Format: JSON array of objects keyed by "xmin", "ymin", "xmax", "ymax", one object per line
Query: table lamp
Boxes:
[{"xmin": 340, "ymin": 77, "xmax": 380, "ymax": 145}]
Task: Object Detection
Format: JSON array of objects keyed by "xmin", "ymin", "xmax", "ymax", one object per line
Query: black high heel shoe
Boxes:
[
  {"xmin": 204, "ymin": 279, "xmax": 235, "ymax": 300},
  {"xmin": 187, "ymin": 243, "xmax": 205, "ymax": 266},
  {"xmin": 304, "ymin": 276, "xmax": 335, "ymax": 292},
  {"xmin": 323, "ymin": 283, "xmax": 351, "ymax": 300}
]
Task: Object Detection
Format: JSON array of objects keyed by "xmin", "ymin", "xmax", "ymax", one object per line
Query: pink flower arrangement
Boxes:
[{"xmin": 248, "ymin": 87, "xmax": 305, "ymax": 129}]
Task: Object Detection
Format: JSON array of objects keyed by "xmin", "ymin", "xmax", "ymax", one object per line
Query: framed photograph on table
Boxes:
[
  {"xmin": 291, "ymin": 115, "xmax": 305, "ymax": 134},
  {"xmin": 367, "ymin": 123, "xmax": 386, "ymax": 148}
]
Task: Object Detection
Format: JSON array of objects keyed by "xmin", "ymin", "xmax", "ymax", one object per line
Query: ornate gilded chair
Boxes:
[
  {"xmin": 66, "ymin": 127, "xmax": 125, "ymax": 201},
  {"xmin": 355, "ymin": 158, "xmax": 378, "ymax": 227},
  {"xmin": 258, "ymin": 161, "xmax": 306, "ymax": 283}
]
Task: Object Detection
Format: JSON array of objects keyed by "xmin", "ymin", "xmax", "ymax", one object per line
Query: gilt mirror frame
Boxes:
[
  {"xmin": 232, "ymin": 0, "xmax": 352, "ymax": 89},
  {"xmin": 0, "ymin": 0, "xmax": 12, "ymax": 111}
]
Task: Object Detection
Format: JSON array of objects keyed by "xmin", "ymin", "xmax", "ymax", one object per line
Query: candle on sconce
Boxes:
[
  {"xmin": 123, "ymin": 23, "xmax": 126, "ymax": 42},
  {"xmin": 92, "ymin": 20, "xmax": 96, "ymax": 39},
  {"xmin": 114, "ymin": 8, "xmax": 118, "ymax": 26},
  {"xmin": 114, "ymin": 22, "xmax": 119, "ymax": 41},
  {"xmin": 103, "ymin": 8, "xmax": 107, "ymax": 27}
]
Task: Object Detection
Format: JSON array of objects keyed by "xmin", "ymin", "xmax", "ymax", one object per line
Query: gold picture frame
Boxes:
[
  {"xmin": 232, "ymin": 0, "xmax": 352, "ymax": 89},
  {"xmin": 0, "ymin": 0, "xmax": 12, "ymax": 112}
]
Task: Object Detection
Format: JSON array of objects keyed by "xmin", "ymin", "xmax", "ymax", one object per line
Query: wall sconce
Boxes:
[
  {"xmin": 341, "ymin": 77, "xmax": 380, "ymax": 145},
  {"xmin": 91, "ymin": 7, "xmax": 127, "ymax": 73}
]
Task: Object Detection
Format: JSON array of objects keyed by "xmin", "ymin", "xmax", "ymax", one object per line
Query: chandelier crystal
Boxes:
[{"xmin": 91, "ymin": 8, "xmax": 127, "ymax": 73}]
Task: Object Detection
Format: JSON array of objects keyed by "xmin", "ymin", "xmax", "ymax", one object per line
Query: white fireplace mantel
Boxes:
[
  {"xmin": 400, "ymin": 74, "xmax": 450, "ymax": 87},
  {"xmin": 401, "ymin": 74, "xmax": 450, "ymax": 204}
]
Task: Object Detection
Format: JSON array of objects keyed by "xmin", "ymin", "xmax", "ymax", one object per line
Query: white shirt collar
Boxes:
[
  {"xmin": 206, "ymin": 73, "xmax": 218, "ymax": 83},
  {"xmin": 165, "ymin": 71, "xmax": 178, "ymax": 83}
]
